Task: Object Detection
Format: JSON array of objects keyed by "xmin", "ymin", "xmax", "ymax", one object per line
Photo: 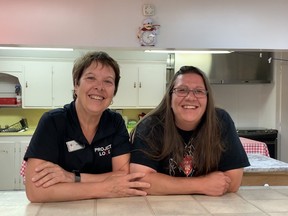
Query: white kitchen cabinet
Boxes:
[
  {"xmin": 23, "ymin": 61, "xmax": 74, "ymax": 108},
  {"xmin": 112, "ymin": 64, "xmax": 138, "ymax": 107},
  {"xmin": 0, "ymin": 136, "xmax": 31, "ymax": 190},
  {"xmin": 52, "ymin": 62, "xmax": 74, "ymax": 107},
  {"xmin": 23, "ymin": 62, "xmax": 52, "ymax": 107},
  {"xmin": 138, "ymin": 65, "xmax": 166, "ymax": 107},
  {"xmin": 112, "ymin": 63, "xmax": 166, "ymax": 108},
  {"xmin": 0, "ymin": 141, "xmax": 16, "ymax": 190}
]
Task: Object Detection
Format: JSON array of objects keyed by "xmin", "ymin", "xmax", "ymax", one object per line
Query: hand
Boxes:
[
  {"xmin": 103, "ymin": 172, "xmax": 151, "ymax": 197},
  {"xmin": 32, "ymin": 162, "xmax": 74, "ymax": 188},
  {"xmin": 201, "ymin": 171, "xmax": 232, "ymax": 196}
]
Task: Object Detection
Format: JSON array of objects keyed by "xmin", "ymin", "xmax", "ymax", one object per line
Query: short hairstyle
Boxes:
[{"xmin": 72, "ymin": 51, "xmax": 120, "ymax": 99}]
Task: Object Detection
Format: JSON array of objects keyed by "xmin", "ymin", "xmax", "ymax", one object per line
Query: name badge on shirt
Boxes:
[{"xmin": 66, "ymin": 140, "xmax": 85, "ymax": 152}]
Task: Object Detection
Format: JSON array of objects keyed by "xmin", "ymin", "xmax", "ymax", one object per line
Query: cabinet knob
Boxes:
[
  {"xmin": 139, "ymin": 82, "xmax": 142, "ymax": 88},
  {"xmin": 0, "ymin": 150, "xmax": 8, "ymax": 153},
  {"xmin": 134, "ymin": 82, "xmax": 136, "ymax": 88}
]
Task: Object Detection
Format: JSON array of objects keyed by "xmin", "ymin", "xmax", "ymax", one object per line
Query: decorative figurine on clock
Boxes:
[{"xmin": 137, "ymin": 18, "xmax": 160, "ymax": 46}]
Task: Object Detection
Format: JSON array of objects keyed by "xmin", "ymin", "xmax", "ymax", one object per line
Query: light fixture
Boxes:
[
  {"xmin": 144, "ymin": 50, "xmax": 232, "ymax": 54},
  {"xmin": 0, "ymin": 47, "xmax": 74, "ymax": 51}
]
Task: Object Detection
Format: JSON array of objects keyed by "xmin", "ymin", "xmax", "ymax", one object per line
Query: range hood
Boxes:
[{"xmin": 174, "ymin": 52, "xmax": 273, "ymax": 84}]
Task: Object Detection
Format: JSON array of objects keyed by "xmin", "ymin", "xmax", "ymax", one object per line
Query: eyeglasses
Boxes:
[{"xmin": 172, "ymin": 87, "xmax": 208, "ymax": 98}]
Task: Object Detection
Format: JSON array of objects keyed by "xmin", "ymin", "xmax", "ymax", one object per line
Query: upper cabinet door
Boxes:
[
  {"xmin": 111, "ymin": 63, "xmax": 166, "ymax": 108},
  {"xmin": 23, "ymin": 61, "xmax": 73, "ymax": 108},
  {"xmin": 23, "ymin": 62, "xmax": 52, "ymax": 107},
  {"xmin": 112, "ymin": 64, "xmax": 139, "ymax": 107},
  {"xmin": 52, "ymin": 62, "xmax": 74, "ymax": 107},
  {"xmin": 138, "ymin": 64, "xmax": 166, "ymax": 107}
]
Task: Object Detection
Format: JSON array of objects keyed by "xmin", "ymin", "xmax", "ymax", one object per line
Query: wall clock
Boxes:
[{"xmin": 139, "ymin": 31, "xmax": 156, "ymax": 46}]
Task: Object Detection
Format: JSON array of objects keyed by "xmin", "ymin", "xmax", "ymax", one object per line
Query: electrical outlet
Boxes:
[{"xmin": 143, "ymin": 4, "xmax": 155, "ymax": 16}]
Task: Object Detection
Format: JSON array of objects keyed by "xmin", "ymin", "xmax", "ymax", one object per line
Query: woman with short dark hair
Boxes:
[{"xmin": 24, "ymin": 51, "xmax": 150, "ymax": 202}]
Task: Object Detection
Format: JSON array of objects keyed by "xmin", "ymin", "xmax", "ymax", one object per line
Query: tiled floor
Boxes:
[{"xmin": 1, "ymin": 187, "xmax": 288, "ymax": 215}]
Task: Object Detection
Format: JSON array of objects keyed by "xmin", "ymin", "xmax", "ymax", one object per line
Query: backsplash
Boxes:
[
  {"xmin": 0, "ymin": 108, "xmax": 152, "ymax": 129},
  {"xmin": 121, "ymin": 109, "xmax": 151, "ymax": 121},
  {"xmin": 0, "ymin": 108, "xmax": 50, "ymax": 129}
]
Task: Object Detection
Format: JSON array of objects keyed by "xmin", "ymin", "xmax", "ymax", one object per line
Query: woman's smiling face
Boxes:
[
  {"xmin": 171, "ymin": 73, "xmax": 208, "ymax": 131},
  {"xmin": 74, "ymin": 61, "xmax": 115, "ymax": 115}
]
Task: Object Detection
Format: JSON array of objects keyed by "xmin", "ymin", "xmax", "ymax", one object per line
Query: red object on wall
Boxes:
[{"xmin": 0, "ymin": 97, "xmax": 17, "ymax": 105}]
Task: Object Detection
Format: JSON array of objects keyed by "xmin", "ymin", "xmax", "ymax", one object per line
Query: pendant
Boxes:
[{"xmin": 179, "ymin": 155, "xmax": 193, "ymax": 177}]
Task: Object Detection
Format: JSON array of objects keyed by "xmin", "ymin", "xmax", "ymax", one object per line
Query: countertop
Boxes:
[
  {"xmin": 1, "ymin": 186, "xmax": 288, "ymax": 215},
  {"xmin": 0, "ymin": 127, "xmax": 130, "ymax": 136},
  {"xmin": 245, "ymin": 154, "xmax": 288, "ymax": 172},
  {"xmin": 242, "ymin": 154, "xmax": 288, "ymax": 186},
  {"xmin": 0, "ymin": 128, "xmax": 35, "ymax": 136}
]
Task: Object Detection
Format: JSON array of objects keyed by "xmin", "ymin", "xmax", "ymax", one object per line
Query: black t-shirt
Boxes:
[
  {"xmin": 130, "ymin": 108, "xmax": 250, "ymax": 176},
  {"xmin": 24, "ymin": 101, "xmax": 130, "ymax": 174}
]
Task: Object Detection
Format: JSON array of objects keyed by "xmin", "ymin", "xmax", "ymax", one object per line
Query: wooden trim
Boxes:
[{"xmin": 242, "ymin": 172, "xmax": 288, "ymax": 186}]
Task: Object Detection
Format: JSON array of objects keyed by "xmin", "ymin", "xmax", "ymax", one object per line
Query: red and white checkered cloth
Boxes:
[
  {"xmin": 20, "ymin": 160, "xmax": 26, "ymax": 183},
  {"xmin": 239, "ymin": 137, "xmax": 270, "ymax": 157},
  {"xmin": 20, "ymin": 145, "xmax": 28, "ymax": 183}
]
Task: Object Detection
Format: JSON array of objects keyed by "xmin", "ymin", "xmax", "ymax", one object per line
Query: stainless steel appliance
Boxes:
[
  {"xmin": 173, "ymin": 52, "xmax": 273, "ymax": 84},
  {"xmin": 236, "ymin": 127, "xmax": 278, "ymax": 159}
]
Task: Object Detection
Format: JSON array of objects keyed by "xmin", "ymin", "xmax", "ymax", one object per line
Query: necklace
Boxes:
[
  {"xmin": 179, "ymin": 136, "xmax": 195, "ymax": 177},
  {"xmin": 184, "ymin": 137, "xmax": 195, "ymax": 156},
  {"xmin": 168, "ymin": 130, "xmax": 196, "ymax": 177}
]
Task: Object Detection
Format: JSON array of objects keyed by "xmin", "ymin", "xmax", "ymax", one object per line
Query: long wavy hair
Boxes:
[{"xmin": 131, "ymin": 66, "xmax": 224, "ymax": 175}]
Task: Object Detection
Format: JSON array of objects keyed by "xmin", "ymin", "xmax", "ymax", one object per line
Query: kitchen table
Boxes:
[
  {"xmin": 1, "ymin": 186, "xmax": 288, "ymax": 215},
  {"xmin": 240, "ymin": 137, "xmax": 270, "ymax": 157}
]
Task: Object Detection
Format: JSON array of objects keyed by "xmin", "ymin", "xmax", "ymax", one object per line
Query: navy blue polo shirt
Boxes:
[{"xmin": 24, "ymin": 101, "xmax": 130, "ymax": 174}]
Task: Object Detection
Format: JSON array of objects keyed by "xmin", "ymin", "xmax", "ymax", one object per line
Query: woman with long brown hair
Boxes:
[{"xmin": 130, "ymin": 66, "xmax": 250, "ymax": 196}]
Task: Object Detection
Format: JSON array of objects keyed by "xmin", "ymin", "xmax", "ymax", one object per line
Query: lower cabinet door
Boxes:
[{"xmin": 0, "ymin": 141, "xmax": 15, "ymax": 190}]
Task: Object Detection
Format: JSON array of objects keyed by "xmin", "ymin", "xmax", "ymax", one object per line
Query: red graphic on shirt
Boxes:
[{"xmin": 179, "ymin": 155, "xmax": 193, "ymax": 177}]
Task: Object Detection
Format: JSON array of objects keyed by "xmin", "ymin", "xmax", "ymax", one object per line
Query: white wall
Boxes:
[
  {"xmin": 274, "ymin": 52, "xmax": 288, "ymax": 162},
  {"xmin": 1, "ymin": 0, "xmax": 288, "ymax": 50},
  {"xmin": 212, "ymin": 84, "xmax": 276, "ymax": 129}
]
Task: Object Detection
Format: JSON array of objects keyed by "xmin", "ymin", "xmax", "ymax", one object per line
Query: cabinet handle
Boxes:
[
  {"xmin": 26, "ymin": 81, "xmax": 28, "ymax": 88},
  {"xmin": 0, "ymin": 150, "xmax": 8, "ymax": 153},
  {"xmin": 134, "ymin": 82, "xmax": 136, "ymax": 88},
  {"xmin": 139, "ymin": 82, "xmax": 142, "ymax": 88}
]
